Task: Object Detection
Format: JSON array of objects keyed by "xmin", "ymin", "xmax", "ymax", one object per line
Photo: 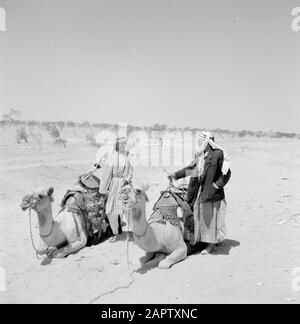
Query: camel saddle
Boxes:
[
  {"xmin": 149, "ymin": 185, "xmax": 194, "ymax": 244},
  {"xmin": 60, "ymin": 173, "xmax": 111, "ymax": 244}
]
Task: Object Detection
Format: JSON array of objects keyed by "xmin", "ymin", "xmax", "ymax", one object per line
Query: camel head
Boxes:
[
  {"xmin": 121, "ymin": 182, "xmax": 149, "ymax": 219},
  {"xmin": 20, "ymin": 187, "xmax": 54, "ymax": 212}
]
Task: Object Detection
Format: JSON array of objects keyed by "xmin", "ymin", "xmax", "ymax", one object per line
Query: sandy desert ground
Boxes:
[{"xmin": 0, "ymin": 132, "xmax": 300, "ymax": 304}]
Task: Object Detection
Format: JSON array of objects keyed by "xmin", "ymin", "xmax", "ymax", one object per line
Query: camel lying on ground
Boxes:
[
  {"xmin": 121, "ymin": 183, "xmax": 187, "ymax": 269},
  {"xmin": 20, "ymin": 187, "xmax": 88, "ymax": 258}
]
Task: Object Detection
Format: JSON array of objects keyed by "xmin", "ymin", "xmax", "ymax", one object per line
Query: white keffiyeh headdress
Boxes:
[{"xmin": 194, "ymin": 131, "xmax": 230, "ymax": 177}]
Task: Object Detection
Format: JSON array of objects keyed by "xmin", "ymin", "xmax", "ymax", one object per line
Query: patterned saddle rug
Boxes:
[
  {"xmin": 149, "ymin": 185, "xmax": 195, "ymax": 246},
  {"xmin": 60, "ymin": 173, "xmax": 112, "ymax": 245}
]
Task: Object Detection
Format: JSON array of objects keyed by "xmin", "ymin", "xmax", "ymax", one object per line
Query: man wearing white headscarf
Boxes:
[
  {"xmin": 169, "ymin": 131, "xmax": 231, "ymax": 254},
  {"xmin": 99, "ymin": 137, "xmax": 133, "ymax": 242}
]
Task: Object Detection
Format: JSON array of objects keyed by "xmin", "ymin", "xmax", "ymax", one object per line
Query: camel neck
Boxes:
[
  {"xmin": 131, "ymin": 207, "xmax": 148, "ymax": 238},
  {"xmin": 37, "ymin": 203, "xmax": 53, "ymax": 236}
]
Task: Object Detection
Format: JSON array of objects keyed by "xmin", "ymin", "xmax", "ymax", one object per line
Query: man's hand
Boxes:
[
  {"xmin": 167, "ymin": 172, "xmax": 175, "ymax": 180},
  {"xmin": 122, "ymin": 179, "xmax": 129, "ymax": 186}
]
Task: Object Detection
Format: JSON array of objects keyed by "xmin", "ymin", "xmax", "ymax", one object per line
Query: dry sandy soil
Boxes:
[{"xmin": 0, "ymin": 135, "xmax": 300, "ymax": 304}]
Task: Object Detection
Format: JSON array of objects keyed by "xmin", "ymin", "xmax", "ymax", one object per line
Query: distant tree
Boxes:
[
  {"xmin": 2, "ymin": 108, "xmax": 22, "ymax": 122},
  {"xmin": 152, "ymin": 123, "xmax": 168, "ymax": 132},
  {"xmin": 9, "ymin": 108, "xmax": 22, "ymax": 120}
]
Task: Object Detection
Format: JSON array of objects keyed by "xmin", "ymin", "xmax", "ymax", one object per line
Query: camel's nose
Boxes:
[{"xmin": 20, "ymin": 201, "xmax": 30, "ymax": 211}]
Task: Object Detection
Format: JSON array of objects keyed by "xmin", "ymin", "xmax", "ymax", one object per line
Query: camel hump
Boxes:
[{"xmin": 60, "ymin": 190, "xmax": 85, "ymax": 212}]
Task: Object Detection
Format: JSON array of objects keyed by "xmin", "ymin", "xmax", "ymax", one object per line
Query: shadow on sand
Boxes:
[
  {"xmin": 212, "ymin": 239, "xmax": 240, "ymax": 255},
  {"xmin": 189, "ymin": 239, "xmax": 240, "ymax": 256},
  {"xmin": 40, "ymin": 229, "xmax": 133, "ymax": 266},
  {"xmin": 40, "ymin": 256, "xmax": 53, "ymax": 266},
  {"xmin": 134, "ymin": 239, "xmax": 241, "ymax": 274},
  {"xmin": 134, "ymin": 255, "xmax": 172, "ymax": 275}
]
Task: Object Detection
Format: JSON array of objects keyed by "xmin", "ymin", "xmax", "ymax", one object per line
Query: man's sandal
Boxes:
[
  {"xmin": 201, "ymin": 244, "xmax": 215, "ymax": 255},
  {"xmin": 109, "ymin": 235, "xmax": 118, "ymax": 243}
]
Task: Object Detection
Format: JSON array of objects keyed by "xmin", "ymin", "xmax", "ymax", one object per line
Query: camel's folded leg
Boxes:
[
  {"xmin": 139, "ymin": 252, "xmax": 156, "ymax": 265},
  {"xmin": 143, "ymin": 253, "xmax": 166, "ymax": 268},
  {"xmin": 51, "ymin": 234, "xmax": 87, "ymax": 258},
  {"xmin": 37, "ymin": 246, "xmax": 55, "ymax": 256},
  {"xmin": 159, "ymin": 243, "xmax": 187, "ymax": 269}
]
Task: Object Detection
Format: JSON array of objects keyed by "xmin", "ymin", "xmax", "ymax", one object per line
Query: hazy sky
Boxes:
[{"xmin": 0, "ymin": 0, "xmax": 299, "ymax": 132}]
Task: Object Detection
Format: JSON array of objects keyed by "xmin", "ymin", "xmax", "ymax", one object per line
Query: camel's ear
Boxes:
[
  {"xmin": 48, "ymin": 187, "xmax": 54, "ymax": 196},
  {"xmin": 133, "ymin": 181, "xmax": 150, "ymax": 192},
  {"xmin": 139, "ymin": 182, "xmax": 149, "ymax": 192}
]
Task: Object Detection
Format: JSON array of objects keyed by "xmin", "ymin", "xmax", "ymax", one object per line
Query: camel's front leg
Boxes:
[
  {"xmin": 139, "ymin": 252, "xmax": 155, "ymax": 265},
  {"xmin": 51, "ymin": 233, "xmax": 87, "ymax": 258},
  {"xmin": 159, "ymin": 243, "xmax": 187, "ymax": 269},
  {"xmin": 36, "ymin": 246, "xmax": 56, "ymax": 256},
  {"xmin": 143, "ymin": 253, "xmax": 166, "ymax": 268}
]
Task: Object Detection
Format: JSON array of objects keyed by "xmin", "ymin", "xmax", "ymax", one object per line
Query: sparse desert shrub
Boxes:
[
  {"xmin": 66, "ymin": 121, "xmax": 76, "ymax": 128},
  {"xmin": 152, "ymin": 123, "xmax": 168, "ymax": 132},
  {"xmin": 81, "ymin": 121, "xmax": 91, "ymax": 128},
  {"xmin": 66, "ymin": 121, "xmax": 78, "ymax": 136},
  {"xmin": 16, "ymin": 127, "xmax": 28, "ymax": 143},
  {"xmin": 54, "ymin": 137, "xmax": 67, "ymax": 147},
  {"xmin": 46, "ymin": 124, "xmax": 67, "ymax": 147},
  {"xmin": 42, "ymin": 121, "xmax": 53, "ymax": 131},
  {"xmin": 86, "ymin": 133, "xmax": 98, "ymax": 146},
  {"xmin": 238, "ymin": 130, "xmax": 255, "ymax": 137},
  {"xmin": 238, "ymin": 130, "xmax": 247, "ymax": 137},
  {"xmin": 56, "ymin": 121, "xmax": 65, "ymax": 132},
  {"xmin": 36, "ymin": 134, "xmax": 42, "ymax": 150},
  {"xmin": 270, "ymin": 132, "xmax": 297, "ymax": 139},
  {"xmin": 49, "ymin": 125, "xmax": 61, "ymax": 139},
  {"xmin": 27, "ymin": 120, "xmax": 40, "ymax": 127}
]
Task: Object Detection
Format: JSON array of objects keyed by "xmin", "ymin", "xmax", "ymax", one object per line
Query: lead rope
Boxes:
[
  {"xmin": 28, "ymin": 209, "xmax": 44, "ymax": 260},
  {"xmin": 28, "ymin": 209, "xmax": 54, "ymax": 259},
  {"xmin": 89, "ymin": 211, "xmax": 136, "ymax": 304}
]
